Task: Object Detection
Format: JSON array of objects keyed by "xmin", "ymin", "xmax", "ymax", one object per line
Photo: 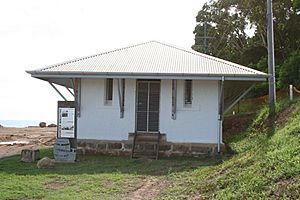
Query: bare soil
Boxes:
[
  {"xmin": 223, "ymin": 113, "xmax": 255, "ymax": 141},
  {"xmin": 0, "ymin": 127, "xmax": 56, "ymax": 159},
  {"xmin": 128, "ymin": 176, "xmax": 169, "ymax": 200},
  {"xmin": 274, "ymin": 105, "xmax": 296, "ymax": 127},
  {"xmin": 45, "ymin": 179, "xmax": 67, "ymax": 190}
]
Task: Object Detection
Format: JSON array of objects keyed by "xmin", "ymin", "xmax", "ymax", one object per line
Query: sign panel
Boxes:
[{"xmin": 58, "ymin": 107, "xmax": 75, "ymax": 138}]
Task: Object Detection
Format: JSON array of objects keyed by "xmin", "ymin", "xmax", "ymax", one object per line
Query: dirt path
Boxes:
[
  {"xmin": 128, "ymin": 176, "xmax": 169, "ymax": 200},
  {"xmin": 0, "ymin": 127, "xmax": 56, "ymax": 159}
]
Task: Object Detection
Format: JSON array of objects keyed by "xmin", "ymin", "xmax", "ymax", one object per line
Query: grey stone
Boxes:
[
  {"xmin": 191, "ymin": 146, "xmax": 211, "ymax": 153},
  {"xmin": 21, "ymin": 149, "xmax": 40, "ymax": 162},
  {"xmin": 173, "ymin": 144, "xmax": 190, "ymax": 152},
  {"xmin": 159, "ymin": 144, "xmax": 172, "ymax": 151},
  {"xmin": 97, "ymin": 143, "xmax": 106, "ymax": 149},
  {"xmin": 108, "ymin": 143, "xmax": 122, "ymax": 149},
  {"xmin": 37, "ymin": 157, "xmax": 55, "ymax": 169},
  {"xmin": 124, "ymin": 143, "xmax": 132, "ymax": 149},
  {"xmin": 39, "ymin": 122, "xmax": 47, "ymax": 128}
]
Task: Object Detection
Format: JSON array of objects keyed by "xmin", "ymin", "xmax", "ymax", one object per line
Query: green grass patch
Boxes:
[
  {"xmin": 1, "ymin": 101, "xmax": 299, "ymax": 199},
  {"xmin": 158, "ymin": 101, "xmax": 300, "ymax": 200},
  {"xmin": 0, "ymin": 149, "xmax": 217, "ymax": 200}
]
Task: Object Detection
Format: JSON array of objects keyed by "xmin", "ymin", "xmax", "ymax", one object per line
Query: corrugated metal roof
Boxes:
[{"xmin": 27, "ymin": 41, "xmax": 268, "ymax": 79}]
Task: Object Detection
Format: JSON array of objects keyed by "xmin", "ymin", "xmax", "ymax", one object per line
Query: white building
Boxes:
[{"xmin": 27, "ymin": 41, "xmax": 268, "ymax": 157}]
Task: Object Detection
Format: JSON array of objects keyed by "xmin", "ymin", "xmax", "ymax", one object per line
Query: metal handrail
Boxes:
[
  {"xmin": 293, "ymin": 86, "xmax": 300, "ymax": 94},
  {"xmin": 131, "ymin": 131, "xmax": 137, "ymax": 159},
  {"xmin": 156, "ymin": 132, "xmax": 161, "ymax": 160}
]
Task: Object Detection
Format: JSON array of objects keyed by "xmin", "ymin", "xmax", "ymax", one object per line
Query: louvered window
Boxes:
[
  {"xmin": 105, "ymin": 78, "xmax": 113, "ymax": 105},
  {"xmin": 184, "ymin": 80, "xmax": 192, "ymax": 106}
]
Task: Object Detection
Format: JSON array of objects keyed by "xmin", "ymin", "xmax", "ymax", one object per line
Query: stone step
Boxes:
[
  {"xmin": 135, "ymin": 135, "xmax": 160, "ymax": 143},
  {"xmin": 133, "ymin": 150, "xmax": 157, "ymax": 154},
  {"xmin": 128, "ymin": 132, "xmax": 167, "ymax": 143},
  {"xmin": 132, "ymin": 151, "xmax": 157, "ymax": 159},
  {"xmin": 131, "ymin": 132, "xmax": 161, "ymax": 159}
]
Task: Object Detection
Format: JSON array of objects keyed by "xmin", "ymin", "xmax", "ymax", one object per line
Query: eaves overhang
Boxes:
[{"xmin": 26, "ymin": 70, "xmax": 268, "ymax": 82}]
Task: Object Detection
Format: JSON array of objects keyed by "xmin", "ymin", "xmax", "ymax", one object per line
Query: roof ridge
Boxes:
[{"xmin": 152, "ymin": 41, "xmax": 264, "ymax": 75}]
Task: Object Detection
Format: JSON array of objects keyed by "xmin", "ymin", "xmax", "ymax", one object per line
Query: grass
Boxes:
[
  {"xmin": 0, "ymin": 149, "xmax": 219, "ymax": 200},
  {"xmin": 1, "ymin": 100, "xmax": 299, "ymax": 199},
  {"xmin": 158, "ymin": 100, "xmax": 300, "ymax": 199}
]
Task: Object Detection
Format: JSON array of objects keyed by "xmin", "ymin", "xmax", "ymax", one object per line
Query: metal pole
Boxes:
[
  {"xmin": 117, "ymin": 79, "xmax": 124, "ymax": 118},
  {"xmin": 48, "ymin": 82, "xmax": 68, "ymax": 101},
  {"xmin": 218, "ymin": 76, "xmax": 225, "ymax": 153},
  {"xmin": 267, "ymin": 0, "xmax": 276, "ymax": 114},
  {"xmin": 204, "ymin": 21, "xmax": 207, "ymax": 54},
  {"xmin": 65, "ymin": 86, "xmax": 75, "ymax": 97},
  {"xmin": 289, "ymin": 85, "xmax": 293, "ymax": 101},
  {"xmin": 224, "ymin": 84, "xmax": 256, "ymax": 114}
]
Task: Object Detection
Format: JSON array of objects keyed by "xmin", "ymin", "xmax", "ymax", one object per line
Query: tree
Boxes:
[
  {"xmin": 192, "ymin": 1, "xmax": 251, "ymax": 64},
  {"xmin": 293, "ymin": 0, "xmax": 300, "ymax": 9},
  {"xmin": 278, "ymin": 51, "xmax": 300, "ymax": 88},
  {"xmin": 193, "ymin": 0, "xmax": 300, "ymax": 68}
]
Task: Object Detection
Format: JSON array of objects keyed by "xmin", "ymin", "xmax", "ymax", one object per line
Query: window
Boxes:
[
  {"xmin": 105, "ymin": 78, "xmax": 113, "ymax": 104},
  {"xmin": 184, "ymin": 80, "xmax": 192, "ymax": 106}
]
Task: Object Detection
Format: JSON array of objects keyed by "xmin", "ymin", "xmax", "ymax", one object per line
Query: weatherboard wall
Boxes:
[{"xmin": 77, "ymin": 78, "xmax": 219, "ymax": 143}]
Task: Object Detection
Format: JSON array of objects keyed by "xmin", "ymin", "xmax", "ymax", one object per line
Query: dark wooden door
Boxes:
[{"xmin": 136, "ymin": 80, "xmax": 160, "ymax": 132}]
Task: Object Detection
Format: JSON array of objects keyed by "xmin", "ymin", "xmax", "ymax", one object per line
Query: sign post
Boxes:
[{"xmin": 54, "ymin": 101, "xmax": 77, "ymax": 162}]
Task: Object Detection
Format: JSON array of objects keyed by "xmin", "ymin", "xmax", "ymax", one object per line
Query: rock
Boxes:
[
  {"xmin": 37, "ymin": 157, "xmax": 55, "ymax": 169},
  {"xmin": 0, "ymin": 124, "xmax": 3, "ymax": 128},
  {"xmin": 48, "ymin": 123, "xmax": 57, "ymax": 128},
  {"xmin": 21, "ymin": 149, "xmax": 40, "ymax": 162},
  {"xmin": 39, "ymin": 122, "xmax": 47, "ymax": 128}
]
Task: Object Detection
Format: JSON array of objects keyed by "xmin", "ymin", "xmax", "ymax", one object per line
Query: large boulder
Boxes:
[
  {"xmin": 48, "ymin": 123, "xmax": 57, "ymax": 128},
  {"xmin": 37, "ymin": 157, "xmax": 55, "ymax": 169},
  {"xmin": 39, "ymin": 122, "xmax": 47, "ymax": 128}
]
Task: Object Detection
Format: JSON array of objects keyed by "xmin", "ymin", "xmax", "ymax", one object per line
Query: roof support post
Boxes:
[
  {"xmin": 218, "ymin": 76, "xmax": 225, "ymax": 153},
  {"xmin": 71, "ymin": 78, "xmax": 81, "ymax": 117},
  {"xmin": 48, "ymin": 81, "xmax": 68, "ymax": 101},
  {"xmin": 65, "ymin": 85, "xmax": 75, "ymax": 97},
  {"xmin": 117, "ymin": 79, "xmax": 125, "ymax": 118},
  {"xmin": 171, "ymin": 80, "xmax": 177, "ymax": 120},
  {"xmin": 224, "ymin": 83, "xmax": 256, "ymax": 114}
]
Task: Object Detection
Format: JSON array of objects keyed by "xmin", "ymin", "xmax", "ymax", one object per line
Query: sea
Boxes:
[{"xmin": 0, "ymin": 120, "xmax": 56, "ymax": 128}]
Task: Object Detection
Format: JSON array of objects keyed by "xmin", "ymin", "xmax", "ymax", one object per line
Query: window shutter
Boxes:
[
  {"xmin": 184, "ymin": 80, "xmax": 192, "ymax": 105},
  {"xmin": 105, "ymin": 78, "xmax": 113, "ymax": 104}
]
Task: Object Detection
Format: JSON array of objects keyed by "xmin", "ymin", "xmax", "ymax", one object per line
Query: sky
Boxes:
[{"xmin": 0, "ymin": 0, "xmax": 206, "ymax": 122}]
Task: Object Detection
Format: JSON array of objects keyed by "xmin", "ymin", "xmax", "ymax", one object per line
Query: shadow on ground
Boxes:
[{"xmin": 0, "ymin": 148, "xmax": 222, "ymax": 176}]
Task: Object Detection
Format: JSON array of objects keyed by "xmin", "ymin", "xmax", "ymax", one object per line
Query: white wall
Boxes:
[
  {"xmin": 77, "ymin": 78, "xmax": 136, "ymax": 140},
  {"xmin": 78, "ymin": 78, "xmax": 219, "ymax": 143},
  {"xmin": 160, "ymin": 80, "xmax": 219, "ymax": 143}
]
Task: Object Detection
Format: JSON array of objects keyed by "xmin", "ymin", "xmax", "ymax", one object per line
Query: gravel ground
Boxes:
[{"xmin": 0, "ymin": 127, "xmax": 56, "ymax": 159}]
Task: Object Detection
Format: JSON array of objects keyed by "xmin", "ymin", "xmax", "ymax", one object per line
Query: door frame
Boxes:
[{"xmin": 135, "ymin": 79, "xmax": 161, "ymax": 133}]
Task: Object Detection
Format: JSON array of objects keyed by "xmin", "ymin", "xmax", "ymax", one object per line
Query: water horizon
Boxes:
[{"xmin": 0, "ymin": 120, "xmax": 56, "ymax": 128}]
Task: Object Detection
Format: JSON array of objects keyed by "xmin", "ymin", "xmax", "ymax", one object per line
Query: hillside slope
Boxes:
[{"xmin": 159, "ymin": 101, "xmax": 300, "ymax": 199}]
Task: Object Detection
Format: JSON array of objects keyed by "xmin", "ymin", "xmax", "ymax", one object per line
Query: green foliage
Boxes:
[
  {"xmin": 193, "ymin": 0, "xmax": 300, "ymax": 94},
  {"xmin": 293, "ymin": 0, "xmax": 300, "ymax": 9},
  {"xmin": 278, "ymin": 50, "xmax": 300, "ymax": 88},
  {"xmin": 192, "ymin": 0, "xmax": 252, "ymax": 64}
]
